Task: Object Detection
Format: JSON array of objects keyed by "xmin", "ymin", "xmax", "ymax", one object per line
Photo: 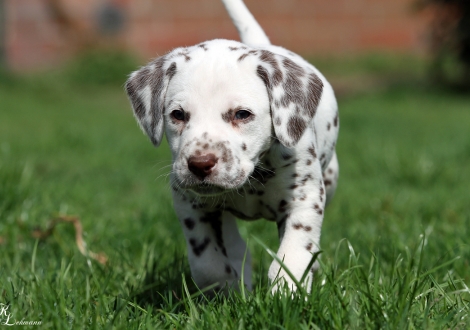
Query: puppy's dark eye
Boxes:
[
  {"xmin": 234, "ymin": 110, "xmax": 252, "ymax": 120},
  {"xmin": 171, "ymin": 109, "xmax": 185, "ymax": 121}
]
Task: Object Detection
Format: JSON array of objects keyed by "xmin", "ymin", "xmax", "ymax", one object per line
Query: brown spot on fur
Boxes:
[
  {"xmin": 166, "ymin": 62, "xmax": 177, "ymax": 78},
  {"xmin": 293, "ymin": 223, "xmax": 303, "ymax": 230},
  {"xmin": 305, "ymin": 73, "xmax": 323, "ymax": 117},
  {"xmin": 259, "ymin": 50, "xmax": 283, "ymax": 85},
  {"xmin": 306, "ymin": 159, "xmax": 312, "ymax": 165},
  {"xmin": 314, "ymin": 204, "xmax": 323, "ymax": 215},
  {"xmin": 221, "ymin": 109, "xmax": 234, "ymax": 123},
  {"xmin": 242, "ymin": 143, "xmax": 247, "ymax": 151},
  {"xmin": 308, "ymin": 145, "xmax": 317, "ymax": 159},
  {"xmin": 334, "ymin": 113, "xmax": 339, "ymax": 127},
  {"xmin": 287, "ymin": 116, "xmax": 307, "ymax": 142},
  {"xmin": 238, "ymin": 53, "xmax": 249, "ymax": 61},
  {"xmin": 282, "ymin": 58, "xmax": 305, "ymax": 107},
  {"xmin": 304, "ymin": 226, "xmax": 312, "ymax": 232},
  {"xmin": 306, "ymin": 243, "xmax": 313, "ymax": 251}
]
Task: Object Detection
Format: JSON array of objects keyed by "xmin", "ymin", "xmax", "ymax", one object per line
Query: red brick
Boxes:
[{"xmin": 5, "ymin": 0, "xmax": 430, "ymax": 70}]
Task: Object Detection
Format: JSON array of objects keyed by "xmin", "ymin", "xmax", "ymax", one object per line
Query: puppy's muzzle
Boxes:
[{"xmin": 188, "ymin": 153, "xmax": 218, "ymax": 180}]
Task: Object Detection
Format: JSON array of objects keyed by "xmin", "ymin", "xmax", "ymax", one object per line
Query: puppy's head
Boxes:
[{"xmin": 126, "ymin": 40, "xmax": 323, "ymax": 196}]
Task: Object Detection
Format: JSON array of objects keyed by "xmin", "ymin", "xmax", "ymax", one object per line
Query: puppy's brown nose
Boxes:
[{"xmin": 188, "ymin": 154, "xmax": 218, "ymax": 179}]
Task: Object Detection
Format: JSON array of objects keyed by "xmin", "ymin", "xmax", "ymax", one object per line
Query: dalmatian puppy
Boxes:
[{"xmin": 125, "ymin": 0, "xmax": 339, "ymax": 292}]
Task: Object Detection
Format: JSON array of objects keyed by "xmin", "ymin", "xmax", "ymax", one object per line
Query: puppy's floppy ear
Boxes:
[
  {"xmin": 125, "ymin": 56, "xmax": 177, "ymax": 147},
  {"xmin": 256, "ymin": 50, "xmax": 323, "ymax": 148}
]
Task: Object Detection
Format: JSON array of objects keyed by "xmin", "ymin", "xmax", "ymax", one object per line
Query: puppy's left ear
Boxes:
[
  {"xmin": 256, "ymin": 51, "xmax": 323, "ymax": 148},
  {"xmin": 125, "ymin": 56, "xmax": 177, "ymax": 147}
]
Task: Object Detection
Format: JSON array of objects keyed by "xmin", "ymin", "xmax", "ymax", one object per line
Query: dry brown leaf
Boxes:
[{"xmin": 32, "ymin": 215, "xmax": 108, "ymax": 265}]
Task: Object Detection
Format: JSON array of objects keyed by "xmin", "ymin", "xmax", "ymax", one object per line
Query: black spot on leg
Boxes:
[
  {"xmin": 278, "ymin": 200, "xmax": 288, "ymax": 212},
  {"xmin": 306, "ymin": 243, "xmax": 313, "ymax": 251},
  {"xmin": 189, "ymin": 237, "xmax": 210, "ymax": 256},
  {"xmin": 327, "ymin": 123, "xmax": 331, "ymax": 130},
  {"xmin": 201, "ymin": 211, "xmax": 227, "ymax": 257},
  {"xmin": 293, "ymin": 223, "xmax": 303, "ymax": 230},
  {"xmin": 306, "ymin": 159, "xmax": 312, "ymax": 166},
  {"xmin": 242, "ymin": 143, "xmax": 247, "ymax": 151},
  {"xmin": 184, "ymin": 218, "xmax": 195, "ymax": 230}
]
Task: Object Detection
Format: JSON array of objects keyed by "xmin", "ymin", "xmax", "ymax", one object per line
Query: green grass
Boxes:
[{"xmin": 0, "ymin": 54, "xmax": 469, "ymax": 329}]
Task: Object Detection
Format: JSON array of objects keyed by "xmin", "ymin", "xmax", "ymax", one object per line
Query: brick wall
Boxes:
[{"xmin": 4, "ymin": 0, "xmax": 429, "ymax": 71}]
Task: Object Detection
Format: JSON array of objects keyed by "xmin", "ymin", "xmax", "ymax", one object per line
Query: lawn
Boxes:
[{"xmin": 0, "ymin": 53, "xmax": 469, "ymax": 329}]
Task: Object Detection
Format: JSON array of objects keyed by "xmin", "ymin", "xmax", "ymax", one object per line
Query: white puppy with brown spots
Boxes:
[{"xmin": 125, "ymin": 0, "xmax": 339, "ymax": 293}]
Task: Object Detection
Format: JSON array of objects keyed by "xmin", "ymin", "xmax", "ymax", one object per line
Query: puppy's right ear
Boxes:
[{"xmin": 125, "ymin": 56, "xmax": 177, "ymax": 146}]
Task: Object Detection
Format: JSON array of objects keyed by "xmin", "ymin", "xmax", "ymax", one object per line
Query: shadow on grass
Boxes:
[{"xmin": 129, "ymin": 252, "xmax": 194, "ymax": 310}]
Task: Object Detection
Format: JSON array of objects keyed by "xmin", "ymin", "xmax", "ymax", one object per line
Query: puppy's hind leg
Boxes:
[{"xmin": 322, "ymin": 151, "xmax": 339, "ymax": 206}]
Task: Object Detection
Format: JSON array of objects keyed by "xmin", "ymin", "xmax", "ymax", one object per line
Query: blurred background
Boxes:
[
  {"xmin": 0, "ymin": 0, "xmax": 468, "ymax": 88},
  {"xmin": 3, "ymin": 0, "xmax": 429, "ymax": 69}
]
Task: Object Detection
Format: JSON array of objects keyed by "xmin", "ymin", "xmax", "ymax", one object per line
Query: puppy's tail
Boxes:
[{"xmin": 221, "ymin": 0, "xmax": 271, "ymax": 47}]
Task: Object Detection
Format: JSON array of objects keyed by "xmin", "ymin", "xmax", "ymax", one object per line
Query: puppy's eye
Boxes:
[
  {"xmin": 171, "ymin": 109, "xmax": 185, "ymax": 121},
  {"xmin": 234, "ymin": 110, "xmax": 252, "ymax": 120}
]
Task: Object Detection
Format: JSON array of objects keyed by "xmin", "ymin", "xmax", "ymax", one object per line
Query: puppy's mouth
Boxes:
[{"xmin": 187, "ymin": 184, "xmax": 226, "ymax": 196}]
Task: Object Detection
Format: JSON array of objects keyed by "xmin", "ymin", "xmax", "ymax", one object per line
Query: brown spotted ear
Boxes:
[
  {"xmin": 256, "ymin": 50, "xmax": 323, "ymax": 147},
  {"xmin": 125, "ymin": 56, "xmax": 177, "ymax": 147}
]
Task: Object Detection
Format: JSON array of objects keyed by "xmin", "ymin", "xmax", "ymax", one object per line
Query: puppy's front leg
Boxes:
[
  {"xmin": 268, "ymin": 177, "xmax": 325, "ymax": 292},
  {"xmin": 173, "ymin": 193, "xmax": 252, "ymax": 292}
]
